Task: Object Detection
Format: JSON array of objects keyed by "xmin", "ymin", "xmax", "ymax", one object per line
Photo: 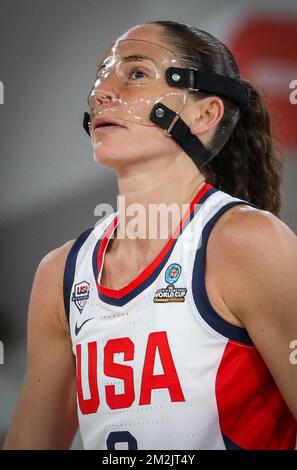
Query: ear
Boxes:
[{"xmin": 189, "ymin": 96, "xmax": 225, "ymax": 137}]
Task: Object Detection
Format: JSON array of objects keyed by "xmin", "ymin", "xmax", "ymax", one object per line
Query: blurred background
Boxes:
[{"xmin": 0, "ymin": 0, "xmax": 296, "ymax": 449}]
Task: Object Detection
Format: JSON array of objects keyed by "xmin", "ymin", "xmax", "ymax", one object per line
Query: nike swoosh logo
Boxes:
[{"xmin": 75, "ymin": 318, "xmax": 94, "ymax": 336}]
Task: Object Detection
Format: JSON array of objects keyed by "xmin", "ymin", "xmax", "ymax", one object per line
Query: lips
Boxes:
[{"xmin": 92, "ymin": 117, "xmax": 127, "ymax": 132}]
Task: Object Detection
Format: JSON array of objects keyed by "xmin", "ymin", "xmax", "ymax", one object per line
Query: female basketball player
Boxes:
[{"xmin": 3, "ymin": 21, "xmax": 297, "ymax": 450}]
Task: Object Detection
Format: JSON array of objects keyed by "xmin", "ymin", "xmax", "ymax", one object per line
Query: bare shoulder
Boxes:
[
  {"xmin": 37, "ymin": 239, "xmax": 75, "ymax": 278},
  {"xmin": 30, "ymin": 239, "xmax": 76, "ymax": 334},
  {"xmin": 209, "ymin": 204, "xmax": 297, "ymax": 259},
  {"xmin": 207, "ymin": 203, "xmax": 297, "ymax": 322}
]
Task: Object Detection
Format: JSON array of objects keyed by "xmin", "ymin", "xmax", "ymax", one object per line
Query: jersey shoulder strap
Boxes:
[
  {"xmin": 63, "ymin": 227, "xmax": 94, "ymax": 322},
  {"xmin": 63, "ymin": 213, "xmax": 118, "ymax": 322},
  {"xmin": 192, "ymin": 195, "xmax": 259, "ymax": 345}
]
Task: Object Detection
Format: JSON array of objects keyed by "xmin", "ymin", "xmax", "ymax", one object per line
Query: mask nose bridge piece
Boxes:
[
  {"xmin": 87, "ymin": 62, "xmax": 124, "ymax": 124},
  {"xmin": 92, "ymin": 88, "xmax": 117, "ymax": 107},
  {"xmin": 92, "ymin": 65, "xmax": 122, "ymax": 104}
]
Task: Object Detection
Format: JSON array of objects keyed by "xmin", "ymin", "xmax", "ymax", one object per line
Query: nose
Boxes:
[
  {"xmin": 92, "ymin": 66, "xmax": 121, "ymax": 104},
  {"xmin": 88, "ymin": 85, "xmax": 118, "ymax": 112},
  {"xmin": 88, "ymin": 63, "xmax": 123, "ymax": 112},
  {"xmin": 94, "ymin": 89, "xmax": 115, "ymax": 106},
  {"xmin": 90, "ymin": 75, "xmax": 121, "ymax": 111}
]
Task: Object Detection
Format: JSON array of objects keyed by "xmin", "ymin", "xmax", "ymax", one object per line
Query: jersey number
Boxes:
[{"xmin": 106, "ymin": 431, "xmax": 138, "ymax": 450}]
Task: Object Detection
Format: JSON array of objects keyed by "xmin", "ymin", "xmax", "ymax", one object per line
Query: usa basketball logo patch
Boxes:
[
  {"xmin": 153, "ymin": 263, "xmax": 187, "ymax": 303},
  {"xmin": 72, "ymin": 281, "xmax": 90, "ymax": 312}
]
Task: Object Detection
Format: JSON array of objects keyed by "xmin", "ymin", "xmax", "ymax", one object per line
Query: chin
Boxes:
[
  {"xmin": 93, "ymin": 151, "xmax": 119, "ymax": 169},
  {"xmin": 92, "ymin": 146, "xmax": 134, "ymax": 170}
]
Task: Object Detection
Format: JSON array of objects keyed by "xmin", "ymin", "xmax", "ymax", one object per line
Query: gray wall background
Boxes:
[{"xmin": 0, "ymin": 0, "xmax": 296, "ymax": 449}]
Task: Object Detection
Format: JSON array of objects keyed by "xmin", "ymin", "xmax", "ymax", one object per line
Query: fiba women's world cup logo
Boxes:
[{"xmin": 153, "ymin": 263, "xmax": 187, "ymax": 303}]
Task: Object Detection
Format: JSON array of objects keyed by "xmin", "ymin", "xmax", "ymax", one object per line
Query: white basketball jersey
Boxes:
[{"xmin": 64, "ymin": 183, "xmax": 297, "ymax": 450}]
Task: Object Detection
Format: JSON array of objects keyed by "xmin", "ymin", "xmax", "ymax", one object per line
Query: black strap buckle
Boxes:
[
  {"xmin": 188, "ymin": 67, "xmax": 199, "ymax": 92},
  {"xmin": 149, "ymin": 102, "xmax": 209, "ymax": 169}
]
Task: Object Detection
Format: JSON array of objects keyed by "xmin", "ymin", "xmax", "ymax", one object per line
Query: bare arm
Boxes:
[
  {"xmin": 3, "ymin": 241, "xmax": 78, "ymax": 449},
  {"xmin": 213, "ymin": 207, "xmax": 297, "ymax": 419}
]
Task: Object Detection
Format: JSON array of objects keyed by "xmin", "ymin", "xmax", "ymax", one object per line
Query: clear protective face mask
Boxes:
[{"xmin": 87, "ymin": 39, "xmax": 190, "ymax": 133}]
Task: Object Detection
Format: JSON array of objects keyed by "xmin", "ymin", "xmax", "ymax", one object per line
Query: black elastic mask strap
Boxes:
[
  {"xmin": 83, "ymin": 112, "xmax": 91, "ymax": 136},
  {"xmin": 166, "ymin": 67, "xmax": 249, "ymax": 108},
  {"xmin": 149, "ymin": 103, "xmax": 209, "ymax": 169}
]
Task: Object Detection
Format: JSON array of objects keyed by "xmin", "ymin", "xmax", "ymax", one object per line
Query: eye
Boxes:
[{"xmin": 129, "ymin": 68, "xmax": 148, "ymax": 80}]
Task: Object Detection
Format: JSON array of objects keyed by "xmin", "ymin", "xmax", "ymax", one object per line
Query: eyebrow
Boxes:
[
  {"xmin": 123, "ymin": 54, "xmax": 152, "ymax": 61},
  {"xmin": 98, "ymin": 54, "xmax": 152, "ymax": 68}
]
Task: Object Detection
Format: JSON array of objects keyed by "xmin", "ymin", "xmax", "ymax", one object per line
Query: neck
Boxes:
[{"xmin": 108, "ymin": 153, "xmax": 206, "ymax": 257}]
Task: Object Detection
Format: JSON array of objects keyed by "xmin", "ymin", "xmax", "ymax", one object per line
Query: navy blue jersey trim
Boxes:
[
  {"xmin": 92, "ymin": 237, "xmax": 102, "ymax": 287},
  {"xmin": 223, "ymin": 434, "xmax": 244, "ymax": 450},
  {"xmin": 92, "ymin": 187, "xmax": 218, "ymax": 307},
  {"xmin": 63, "ymin": 228, "xmax": 93, "ymax": 322},
  {"xmin": 192, "ymin": 200, "xmax": 258, "ymax": 346}
]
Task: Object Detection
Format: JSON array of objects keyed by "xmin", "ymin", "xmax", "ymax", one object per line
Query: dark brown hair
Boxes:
[{"xmin": 148, "ymin": 20, "xmax": 283, "ymax": 216}]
